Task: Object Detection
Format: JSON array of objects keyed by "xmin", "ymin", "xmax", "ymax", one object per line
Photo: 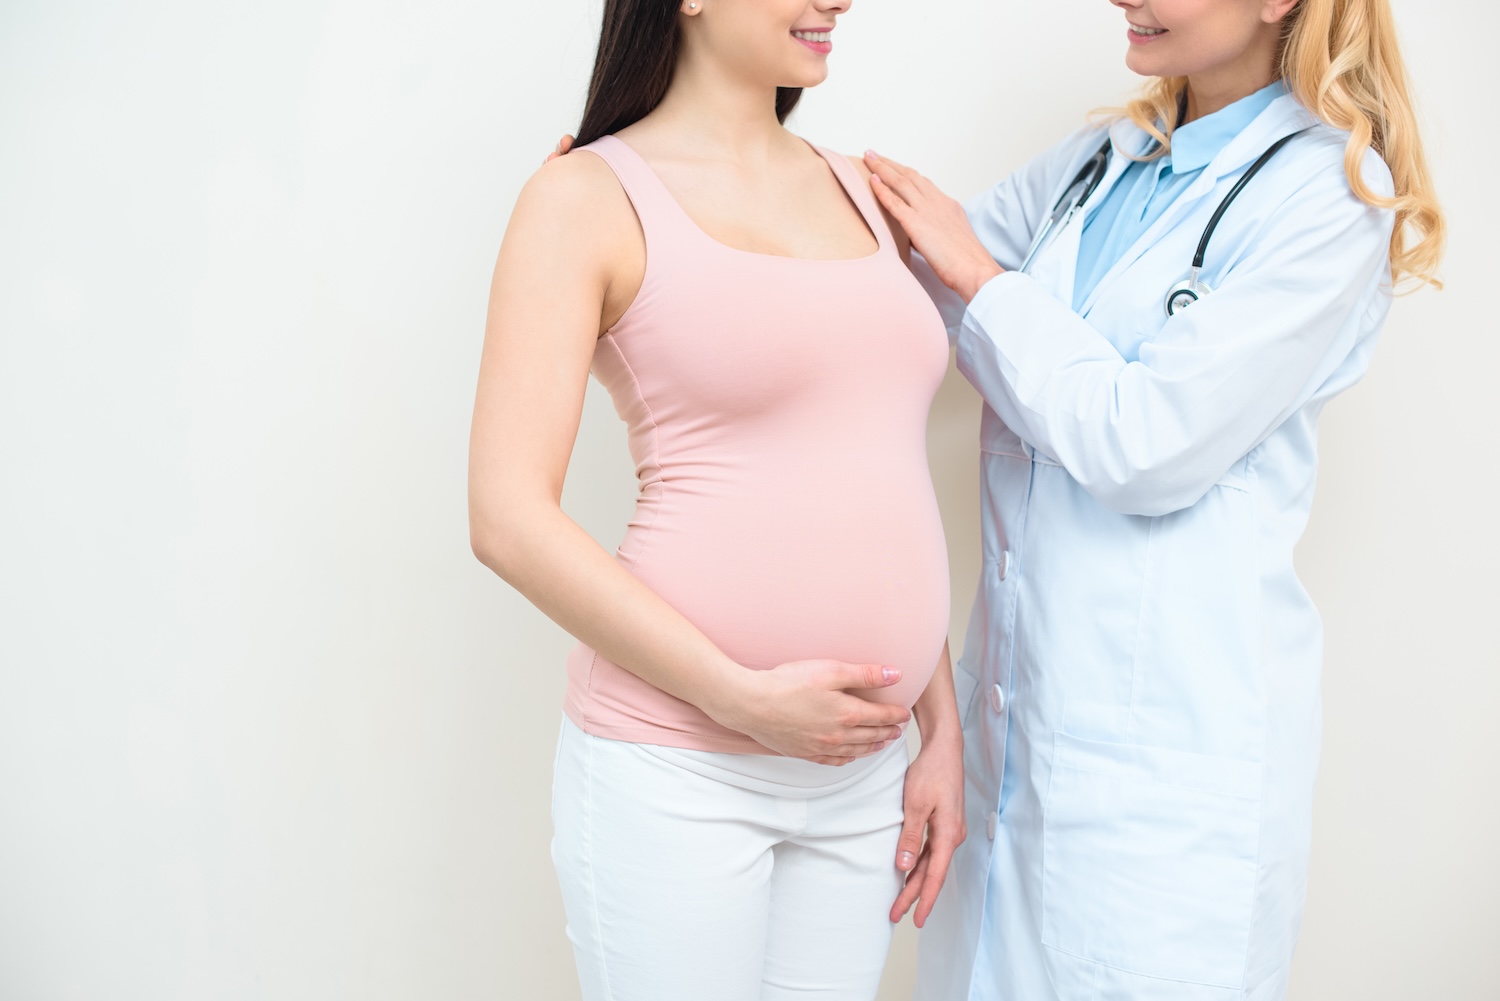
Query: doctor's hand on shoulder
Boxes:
[
  {"xmin": 545, "ymin": 135, "xmax": 575, "ymax": 164},
  {"xmin": 865, "ymin": 150, "xmax": 1002, "ymax": 303}
]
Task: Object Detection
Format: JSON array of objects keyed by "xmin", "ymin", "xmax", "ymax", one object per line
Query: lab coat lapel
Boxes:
[
  {"xmin": 1027, "ymin": 120, "xmax": 1144, "ymax": 304},
  {"xmin": 1076, "ymin": 95, "xmax": 1320, "ymax": 317}
]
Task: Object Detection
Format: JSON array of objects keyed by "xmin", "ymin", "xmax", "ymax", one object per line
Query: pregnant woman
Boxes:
[{"xmin": 468, "ymin": 2, "xmax": 964, "ymax": 999}]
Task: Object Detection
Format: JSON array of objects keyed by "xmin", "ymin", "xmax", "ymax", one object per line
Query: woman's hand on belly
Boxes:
[{"xmin": 707, "ymin": 660, "xmax": 914, "ymax": 765}]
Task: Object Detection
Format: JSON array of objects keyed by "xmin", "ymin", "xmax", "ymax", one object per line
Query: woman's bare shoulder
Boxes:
[
  {"xmin": 514, "ymin": 148, "xmax": 631, "ymax": 227},
  {"xmin": 503, "ymin": 147, "xmax": 644, "ymax": 286}
]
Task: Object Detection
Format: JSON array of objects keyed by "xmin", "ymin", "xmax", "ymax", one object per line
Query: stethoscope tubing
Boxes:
[
  {"xmin": 1018, "ymin": 128, "xmax": 1310, "ymax": 310},
  {"xmin": 1188, "ymin": 130, "xmax": 1304, "ymax": 270},
  {"xmin": 1019, "ymin": 139, "xmax": 1112, "ymax": 276},
  {"xmin": 1018, "ymin": 141, "xmax": 1112, "ymax": 275}
]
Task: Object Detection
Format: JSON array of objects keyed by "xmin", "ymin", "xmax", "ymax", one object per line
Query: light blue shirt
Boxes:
[{"xmin": 1072, "ymin": 80, "xmax": 1288, "ymax": 310}]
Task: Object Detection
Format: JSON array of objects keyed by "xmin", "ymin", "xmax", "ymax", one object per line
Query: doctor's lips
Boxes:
[
  {"xmin": 792, "ymin": 26, "xmax": 835, "ymax": 54},
  {"xmin": 1127, "ymin": 21, "xmax": 1168, "ymax": 44}
]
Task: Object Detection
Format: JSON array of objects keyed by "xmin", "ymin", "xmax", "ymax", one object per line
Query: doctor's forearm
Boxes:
[
  {"xmin": 956, "ymin": 274, "xmax": 1259, "ymax": 517},
  {"xmin": 908, "ymin": 250, "xmax": 967, "ymax": 341},
  {"xmin": 952, "ymin": 144, "xmax": 1394, "ymax": 518}
]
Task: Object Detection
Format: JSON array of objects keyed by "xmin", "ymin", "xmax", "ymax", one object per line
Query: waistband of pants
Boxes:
[{"xmin": 561, "ymin": 715, "xmax": 908, "ymax": 798}]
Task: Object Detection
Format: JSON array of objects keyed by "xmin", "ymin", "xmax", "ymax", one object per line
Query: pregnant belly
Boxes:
[{"xmin": 625, "ymin": 498, "xmax": 951, "ymax": 708}]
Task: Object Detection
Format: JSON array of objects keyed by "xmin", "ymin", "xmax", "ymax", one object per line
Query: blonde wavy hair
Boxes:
[{"xmin": 1117, "ymin": 0, "xmax": 1445, "ymax": 290}]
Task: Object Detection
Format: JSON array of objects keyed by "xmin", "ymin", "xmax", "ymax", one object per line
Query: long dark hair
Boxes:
[{"xmin": 575, "ymin": 0, "xmax": 802, "ymax": 147}]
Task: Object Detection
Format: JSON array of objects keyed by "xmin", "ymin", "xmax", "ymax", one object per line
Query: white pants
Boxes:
[{"xmin": 550, "ymin": 716, "xmax": 909, "ymax": 1001}]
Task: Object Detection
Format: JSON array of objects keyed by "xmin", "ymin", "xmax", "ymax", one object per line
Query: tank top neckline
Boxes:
[{"xmin": 591, "ymin": 133, "xmax": 887, "ymax": 265}]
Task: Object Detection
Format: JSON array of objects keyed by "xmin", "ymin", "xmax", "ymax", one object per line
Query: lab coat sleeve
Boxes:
[
  {"xmin": 913, "ymin": 126, "xmax": 1110, "ymax": 344},
  {"xmin": 910, "ymin": 249, "xmax": 967, "ymax": 344},
  {"xmin": 955, "ymin": 145, "xmax": 1396, "ymax": 517}
]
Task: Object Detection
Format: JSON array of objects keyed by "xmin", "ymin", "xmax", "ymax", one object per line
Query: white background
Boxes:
[{"xmin": 1, "ymin": 1, "xmax": 1495, "ymax": 998}]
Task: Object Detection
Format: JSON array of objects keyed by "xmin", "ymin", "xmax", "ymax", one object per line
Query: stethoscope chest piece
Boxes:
[
  {"xmin": 1166, "ymin": 270, "xmax": 1212, "ymax": 316},
  {"xmin": 1160, "ymin": 128, "xmax": 1308, "ymax": 318}
]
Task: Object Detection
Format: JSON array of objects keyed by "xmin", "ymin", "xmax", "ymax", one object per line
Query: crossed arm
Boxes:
[{"xmin": 864, "ymin": 143, "xmax": 1394, "ymax": 517}]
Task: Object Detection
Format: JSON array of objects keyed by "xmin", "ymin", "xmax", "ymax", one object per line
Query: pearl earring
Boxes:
[{"xmin": 688, "ymin": 2, "xmax": 698, "ymax": 7}]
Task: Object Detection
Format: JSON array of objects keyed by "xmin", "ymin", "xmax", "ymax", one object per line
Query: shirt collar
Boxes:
[{"xmin": 1165, "ymin": 79, "xmax": 1288, "ymax": 175}]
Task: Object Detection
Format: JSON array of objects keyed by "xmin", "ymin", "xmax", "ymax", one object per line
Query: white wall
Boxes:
[{"xmin": 0, "ymin": 1, "xmax": 1494, "ymax": 999}]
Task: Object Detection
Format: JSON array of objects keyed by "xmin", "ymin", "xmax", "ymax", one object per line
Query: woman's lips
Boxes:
[{"xmin": 792, "ymin": 29, "xmax": 833, "ymax": 55}]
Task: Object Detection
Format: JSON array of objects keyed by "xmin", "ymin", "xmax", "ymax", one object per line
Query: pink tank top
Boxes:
[{"xmin": 565, "ymin": 135, "xmax": 950, "ymax": 754}]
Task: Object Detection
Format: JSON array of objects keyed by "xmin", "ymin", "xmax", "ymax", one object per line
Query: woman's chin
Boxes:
[{"xmin": 780, "ymin": 66, "xmax": 830, "ymax": 90}]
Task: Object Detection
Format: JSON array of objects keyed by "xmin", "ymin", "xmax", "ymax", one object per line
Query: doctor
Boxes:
[{"xmin": 865, "ymin": 0, "xmax": 1443, "ymax": 998}]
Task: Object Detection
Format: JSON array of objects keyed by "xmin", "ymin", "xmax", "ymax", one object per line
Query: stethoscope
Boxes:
[{"xmin": 1019, "ymin": 128, "xmax": 1309, "ymax": 316}]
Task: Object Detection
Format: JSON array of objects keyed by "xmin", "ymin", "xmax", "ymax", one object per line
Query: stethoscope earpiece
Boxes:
[{"xmin": 1166, "ymin": 276, "xmax": 1212, "ymax": 316}]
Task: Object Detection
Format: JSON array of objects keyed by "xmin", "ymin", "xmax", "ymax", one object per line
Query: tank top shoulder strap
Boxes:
[
  {"xmin": 811, "ymin": 145, "xmax": 895, "ymax": 255},
  {"xmin": 572, "ymin": 135, "xmax": 698, "ymax": 251}
]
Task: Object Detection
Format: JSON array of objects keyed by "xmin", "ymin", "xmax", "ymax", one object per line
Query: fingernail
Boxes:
[
  {"xmin": 882, "ymin": 666, "xmax": 900, "ymax": 684},
  {"xmin": 865, "ymin": 149, "xmax": 878, "ymax": 158},
  {"xmin": 898, "ymin": 851, "xmax": 916, "ymax": 869}
]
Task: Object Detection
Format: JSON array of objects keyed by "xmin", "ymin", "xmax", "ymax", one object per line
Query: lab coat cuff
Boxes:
[
  {"xmin": 963, "ymin": 270, "xmax": 1028, "ymax": 326},
  {"xmin": 956, "ymin": 270, "xmax": 1041, "ymax": 373},
  {"xmin": 957, "ymin": 269, "xmax": 1110, "ymax": 402},
  {"xmin": 911, "ymin": 249, "xmax": 967, "ymax": 344}
]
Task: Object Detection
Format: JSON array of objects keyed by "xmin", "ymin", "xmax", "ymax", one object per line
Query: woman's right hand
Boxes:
[{"xmin": 708, "ymin": 660, "xmax": 912, "ymax": 765}]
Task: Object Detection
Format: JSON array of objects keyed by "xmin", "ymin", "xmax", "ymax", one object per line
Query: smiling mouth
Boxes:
[
  {"xmin": 791, "ymin": 28, "xmax": 833, "ymax": 55},
  {"xmin": 1128, "ymin": 24, "xmax": 1167, "ymax": 36}
]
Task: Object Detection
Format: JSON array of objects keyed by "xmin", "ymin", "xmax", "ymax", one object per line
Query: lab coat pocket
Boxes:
[{"xmin": 1040, "ymin": 732, "xmax": 1262, "ymax": 989}]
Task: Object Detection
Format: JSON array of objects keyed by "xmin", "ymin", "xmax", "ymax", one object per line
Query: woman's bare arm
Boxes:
[{"xmin": 891, "ymin": 642, "xmax": 966, "ymax": 926}]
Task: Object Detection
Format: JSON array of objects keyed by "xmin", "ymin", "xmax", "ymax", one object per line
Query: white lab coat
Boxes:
[{"xmin": 911, "ymin": 94, "xmax": 1396, "ymax": 1000}]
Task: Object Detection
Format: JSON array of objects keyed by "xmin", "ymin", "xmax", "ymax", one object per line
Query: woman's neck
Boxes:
[{"xmin": 637, "ymin": 47, "xmax": 791, "ymax": 165}]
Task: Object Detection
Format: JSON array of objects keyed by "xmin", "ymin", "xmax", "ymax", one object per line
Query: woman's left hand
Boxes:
[
  {"xmin": 890, "ymin": 730, "xmax": 966, "ymax": 927},
  {"xmin": 865, "ymin": 151, "xmax": 1003, "ymax": 303}
]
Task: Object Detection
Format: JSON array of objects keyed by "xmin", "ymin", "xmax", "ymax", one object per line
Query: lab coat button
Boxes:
[
  {"xmin": 986, "ymin": 813, "xmax": 997, "ymax": 840},
  {"xmin": 989, "ymin": 684, "xmax": 1006, "ymax": 714},
  {"xmin": 999, "ymin": 551, "xmax": 1011, "ymax": 580}
]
